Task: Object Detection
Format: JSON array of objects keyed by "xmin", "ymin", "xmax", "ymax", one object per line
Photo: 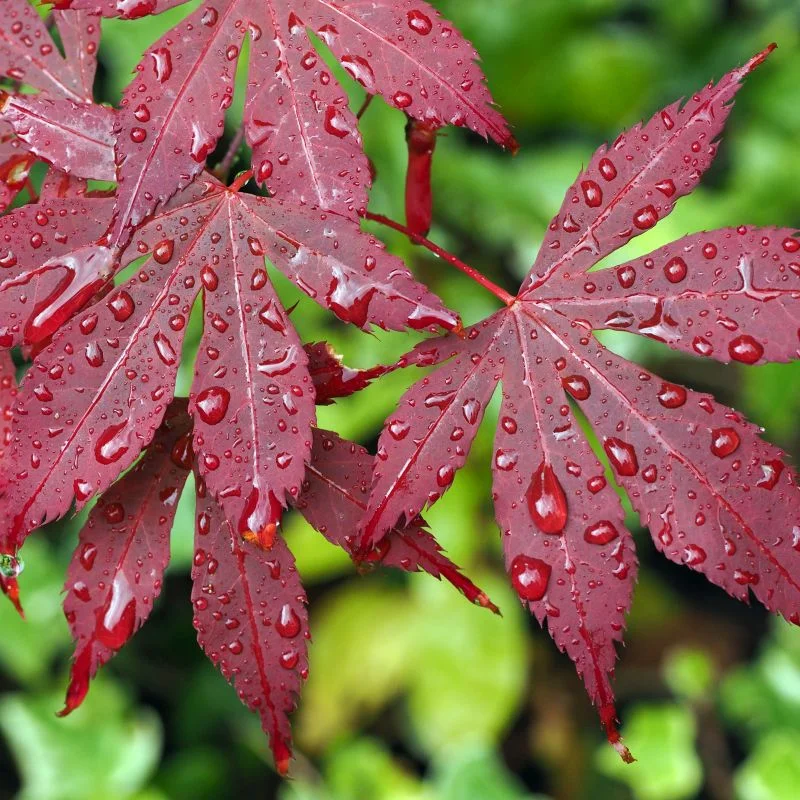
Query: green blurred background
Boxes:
[{"xmin": 3, "ymin": 0, "xmax": 800, "ymax": 798}]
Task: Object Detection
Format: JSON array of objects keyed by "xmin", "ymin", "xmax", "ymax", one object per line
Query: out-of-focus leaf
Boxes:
[
  {"xmin": 596, "ymin": 704, "xmax": 702, "ymax": 800},
  {"xmin": 0, "ymin": 538, "xmax": 70, "ymax": 685},
  {"xmin": 663, "ymin": 647, "xmax": 715, "ymax": 703},
  {"xmin": 325, "ymin": 739, "xmax": 432, "ymax": 800},
  {"xmin": 296, "ymin": 583, "xmax": 416, "ymax": 752},
  {"xmin": 735, "ymin": 731, "xmax": 800, "ymax": 800},
  {"xmin": 406, "ymin": 571, "xmax": 528, "ymax": 756},
  {"xmin": 434, "ymin": 745, "xmax": 546, "ymax": 800},
  {"xmin": 0, "ymin": 680, "xmax": 161, "ymax": 800}
]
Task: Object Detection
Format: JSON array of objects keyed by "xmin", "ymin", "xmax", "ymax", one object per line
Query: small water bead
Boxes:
[
  {"xmin": 562, "ymin": 374, "xmax": 590, "ymax": 401},
  {"xmin": 757, "ymin": 459, "xmax": 784, "ymax": 490},
  {"xmin": 407, "ymin": 9, "xmax": 433, "ymax": 34},
  {"xmin": 702, "ymin": 243, "xmax": 717, "ymax": 259},
  {"xmin": 152, "ymin": 239, "xmax": 174, "ymax": 264},
  {"xmin": 584, "ymin": 521, "xmax": 619, "ymax": 545},
  {"xmin": 782, "ymin": 237, "xmax": 800, "ymax": 253},
  {"xmin": 494, "ymin": 449, "xmax": 518, "ymax": 471},
  {"xmin": 581, "ymin": 179, "xmax": 603, "ymax": 207},
  {"xmin": 393, "ymin": 91, "xmax": 412, "ymax": 109},
  {"xmin": 107, "ymin": 290, "xmax": 135, "ymax": 322},
  {"xmin": 510, "ymin": 554, "xmax": 551, "ymax": 602},
  {"xmin": 598, "ymin": 158, "xmax": 617, "ymax": 181},
  {"xmin": 388, "ymin": 420, "xmax": 410, "ymax": 440},
  {"xmin": 642, "ymin": 465, "xmax": 658, "ymax": 483},
  {"xmin": 276, "ymin": 604, "xmax": 301, "ymax": 638},
  {"xmin": 633, "ymin": 205, "xmax": 658, "ymax": 230},
  {"xmin": 657, "ymin": 382, "xmax": 687, "ymax": 409},
  {"xmin": 728, "ymin": 335, "xmax": 763, "ymax": 364},
  {"xmin": 655, "ymin": 179, "xmax": 676, "ymax": 197},
  {"xmin": 616, "ymin": 266, "xmax": 636, "ymax": 289},
  {"xmin": 603, "ymin": 437, "xmax": 639, "ymax": 477},
  {"xmin": 683, "ymin": 544, "xmax": 707, "ymax": 566},
  {"xmin": 692, "ymin": 337, "xmax": 713, "ymax": 357},
  {"xmin": 526, "ymin": 461, "xmax": 568, "ymax": 534},
  {"xmin": 0, "ymin": 554, "xmax": 24, "ymax": 579},
  {"xmin": 95, "ymin": 422, "xmax": 130, "ymax": 465},
  {"xmin": 130, "ymin": 127, "xmax": 147, "ymax": 143},
  {"xmin": 587, "ymin": 475, "xmax": 606, "ymax": 494},
  {"xmin": 84, "ymin": 342, "xmax": 104, "ymax": 367},
  {"xmin": 195, "ymin": 386, "xmax": 230, "ymax": 425},
  {"xmin": 103, "ymin": 502, "xmax": 125, "ymax": 524},
  {"xmin": 733, "ymin": 569, "xmax": 759, "ymax": 586},
  {"xmin": 462, "ymin": 398, "xmax": 481, "ymax": 424},
  {"xmin": 280, "ymin": 649, "xmax": 300, "ymax": 669},
  {"xmin": 79, "ymin": 543, "xmax": 97, "ymax": 571},
  {"xmin": 501, "ymin": 416, "xmax": 517, "ymax": 434},
  {"xmin": 664, "ymin": 256, "xmax": 687, "ymax": 283},
  {"xmin": 436, "ymin": 464, "xmax": 455, "ymax": 488},
  {"xmin": 710, "ymin": 427, "xmax": 740, "ymax": 458}
]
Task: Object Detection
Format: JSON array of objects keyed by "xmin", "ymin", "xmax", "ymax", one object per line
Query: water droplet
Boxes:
[
  {"xmin": 633, "ymin": 205, "xmax": 658, "ymax": 229},
  {"xmin": 683, "ymin": 544, "xmax": 707, "ymax": 566},
  {"xmin": 79, "ymin": 543, "xmax": 97, "ymax": 570},
  {"xmin": 340, "ymin": 55, "xmax": 375, "ymax": 90},
  {"xmin": 562, "ymin": 374, "xmax": 590, "ymax": 400},
  {"xmin": 587, "ymin": 475, "xmax": 606, "ymax": 493},
  {"xmin": 617, "ymin": 266, "xmax": 636, "ymax": 289},
  {"xmin": 584, "ymin": 521, "xmax": 619, "ymax": 545},
  {"xmin": 200, "ymin": 266, "xmax": 218, "ymax": 291},
  {"xmin": 103, "ymin": 502, "xmax": 125, "ymax": 524},
  {"xmin": 436, "ymin": 464, "xmax": 455, "ymax": 488},
  {"xmin": 393, "ymin": 91, "xmax": 413, "ymax": 109},
  {"xmin": 710, "ymin": 427, "xmax": 740, "ymax": 458},
  {"xmin": 130, "ymin": 127, "xmax": 147, "ymax": 143},
  {"xmin": 170, "ymin": 433, "xmax": 194, "ymax": 470},
  {"xmin": 510, "ymin": 554, "xmax": 550, "ymax": 601},
  {"xmin": 603, "ymin": 437, "xmax": 638, "ymax": 476},
  {"xmin": 151, "ymin": 47, "xmax": 172, "ymax": 82},
  {"xmin": 84, "ymin": 342, "xmax": 104, "ymax": 367},
  {"xmin": 95, "ymin": 422, "xmax": 130, "ymax": 465},
  {"xmin": 195, "ymin": 386, "xmax": 230, "ymax": 425},
  {"xmin": 728, "ymin": 334, "xmax": 763, "ymax": 364},
  {"xmin": 494, "ymin": 449, "xmax": 518, "ymax": 471},
  {"xmin": 598, "ymin": 158, "xmax": 617, "ymax": 181},
  {"xmin": 323, "ymin": 105, "xmax": 350, "ymax": 139},
  {"xmin": 0, "ymin": 554, "xmax": 24, "ymax": 579},
  {"xmin": 407, "ymin": 9, "xmax": 433, "ymax": 34},
  {"xmin": 153, "ymin": 331, "xmax": 177, "ymax": 365},
  {"xmin": 276, "ymin": 604, "xmax": 301, "ymax": 638},
  {"xmin": 107, "ymin": 290, "xmax": 135, "ymax": 322},
  {"xmin": 152, "ymin": 239, "xmax": 174, "ymax": 264},
  {"xmin": 657, "ymin": 382, "xmax": 687, "ymax": 408},
  {"xmin": 664, "ymin": 256, "xmax": 687, "ymax": 283},
  {"xmin": 581, "ymin": 179, "xmax": 602, "ymax": 207},
  {"xmin": 388, "ymin": 420, "xmax": 410, "ymax": 440},
  {"xmin": 702, "ymin": 243, "xmax": 717, "ymax": 259},
  {"xmin": 526, "ymin": 461, "xmax": 568, "ymax": 534},
  {"xmin": 462, "ymin": 398, "xmax": 481, "ymax": 425}
]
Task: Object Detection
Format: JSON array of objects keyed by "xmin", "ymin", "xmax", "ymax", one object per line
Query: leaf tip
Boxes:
[
  {"xmin": 600, "ymin": 702, "xmax": 634, "ymax": 763},
  {"xmin": 746, "ymin": 43, "xmax": 777, "ymax": 72},
  {"xmin": 0, "ymin": 576, "xmax": 24, "ymax": 618},
  {"xmin": 57, "ymin": 647, "xmax": 91, "ymax": 718},
  {"xmin": 272, "ymin": 736, "xmax": 293, "ymax": 777}
]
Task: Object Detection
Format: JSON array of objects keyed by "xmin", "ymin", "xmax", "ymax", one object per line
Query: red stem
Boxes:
[
  {"xmin": 364, "ymin": 211, "xmax": 514, "ymax": 306},
  {"xmin": 228, "ymin": 169, "xmax": 253, "ymax": 193}
]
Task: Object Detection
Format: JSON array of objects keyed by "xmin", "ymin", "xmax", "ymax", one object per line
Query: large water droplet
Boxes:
[
  {"xmin": 526, "ymin": 461, "xmax": 568, "ymax": 534},
  {"xmin": 728, "ymin": 334, "xmax": 763, "ymax": 364},
  {"xmin": 195, "ymin": 386, "xmax": 230, "ymax": 425},
  {"xmin": 710, "ymin": 427, "xmax": 740, "ymax": 458},
  {"xmin": 509, "ymin": 554, "xmax": 550, "ymax": 601},
  {"xmin": 584, "ymin": 521, "xmax": 619, "ymax": 545},
  {"xmin": 603, "ymin": 437, "xmax": 638, "ymax": 476},
  {"xmin": 95, "ymin": 422, "xmax": 130, "ymax": 465},
  {"xmin": 276, "ymin": 604, "xmax": 301, "ymax": 638}
]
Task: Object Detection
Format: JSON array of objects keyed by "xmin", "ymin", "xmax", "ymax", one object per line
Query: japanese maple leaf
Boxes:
[
  {"xmin": 54, "ymin": 0, "xmax": 515, "ymax": 243},
  {"xmin": 358, "ymin": 46, "xmax": 800, "ymax": 758},
  {"xmin": 0, "ymin": 2, "xmax": 100, "ymax": 208}
]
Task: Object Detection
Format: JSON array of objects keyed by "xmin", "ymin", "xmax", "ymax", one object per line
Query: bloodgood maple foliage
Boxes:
[{"xmin": 0, "ymin": 0, "xmax": 797, "ymax": 777}]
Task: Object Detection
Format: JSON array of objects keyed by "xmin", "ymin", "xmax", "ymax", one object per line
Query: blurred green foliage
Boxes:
[{"xmin": 2, "ymin": 0, "xmax": 800, "ymax": 798}]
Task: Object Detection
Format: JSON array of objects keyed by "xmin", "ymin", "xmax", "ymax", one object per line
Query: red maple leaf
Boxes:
[
  {"xmin": 53, "ymin": 0, "xmax": 515, "ymax": 245},
  {"xmin": 357, "ymin": 45, "xmax": 800, "ymax": 759}
]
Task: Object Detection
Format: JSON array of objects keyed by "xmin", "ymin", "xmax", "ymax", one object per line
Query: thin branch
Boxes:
[
  {"xmin": 214, "ymin": 128, "xmax": 245, "ymax": 183},
  {"xmin": 364, "ymin": 211, "xmax": 515, "ymax": 306}
]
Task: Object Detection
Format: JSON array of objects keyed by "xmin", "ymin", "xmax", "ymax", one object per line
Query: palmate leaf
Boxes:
[
  {"xmin": 1, "ymin": 161, "xmax": 458, "ymax": 555},
  {"xmin": 0, "ymin": 2, "xmax": 101, "ymax": 209},
  {"xmin": 54, "ymin": 0, "xmax": 514, "ymax": 241},
  {"xmin": 359, "ymin": 47, "xmax": 800, "ymax": 756}
]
